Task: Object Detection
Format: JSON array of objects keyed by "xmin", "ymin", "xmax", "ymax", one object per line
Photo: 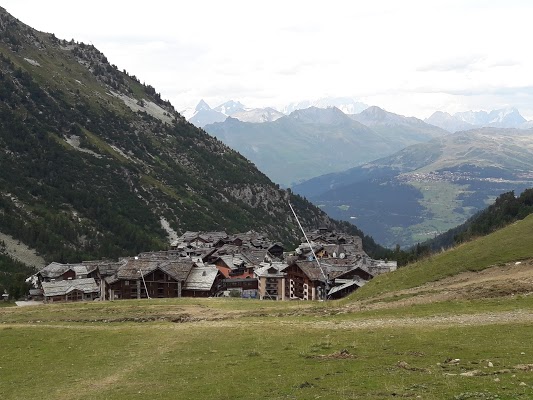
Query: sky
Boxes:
[{"xmin": 3, "ymin": 0, "xmax": 533, "ymax": 119}]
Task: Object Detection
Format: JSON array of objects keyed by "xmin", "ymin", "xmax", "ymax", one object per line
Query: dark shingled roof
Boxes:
[
  {"xmin": 116, "ymin": 258, "xmax": 194, "ymax": 281},
  {"xmin": 41, "ymin": 278, "xmax": 99, "ymax": 297},
  {"xmin": 37, "ymin": 262, "xmax": 98, "ymax": 279},
  {"xmin": 294, "ymin": 261, "xmax": 327, "ymax": 282}
]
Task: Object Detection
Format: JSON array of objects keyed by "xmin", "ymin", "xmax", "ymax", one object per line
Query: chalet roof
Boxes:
[
  {"xmin": 241, "ymin": 248, "xmax": 269, "ymax": 264},
  {"xmin": 293, "ymin": 261, "xmax": 327, "ymax": 282},
  {"xmin": 41, "ymin": 278, "xmax": 99, "ymax": 297},
  {"xmin": 183, "ymin": 266, "xmax": 219, "ymax": 291},
  {"xmin": 178, "ymin": 231, "xmax": 202, "ymax": 242},
  {"xmin": 364, "ymin": 259, "xmax": 398, "ymax": 275},
  {"xmin": 82, "ymin": 260, "xmax": 124, "ymax": 277},
  {"xmin": 303, "ymin": 230, "xmax": 364, "ymax": 247},
  {"xmin": 327, "ymin": 278, "xmax": 366, "ymax": 297},
  {"xmin": 198, "ymin": 231, "xmax": 228, "ymax": 242},
  {"xmin": 319, "ymin": 257, "xmax": 359, "ymax": 267},
  {"xmin": 254, "ymin": 262, "xmax": 288, "ymax": 278},
  {"xmin": 295, "ymin": 243, "xmax": 324, "ymax": 256},
  {"xmin": 217, "ymin": 254, "xmax": 247, "ymax": 270},
  {"xmin": 334, "ymin": 266, "xmax": 373, "ymax": 280},
  {"xmin": 37, "ymin": 262, "xmax": 98, "ymax": 279},
  {"xmin": 116, "ymin": 258, "xmax": 193, "ymax": 281},
  {"xmin": 137, "ymin": 250, "xmax": 187, "ymax": 260},
  {"xmin": 228, "ymin": 230, "xmax": 268, "ymax": 243},
  {"xmin": 212, "ymin": 244, "xmax": 243, "ymax": 257},
  {"xmin": 104, "ymin": 275, "xmax": 120, "ymax": 285}
]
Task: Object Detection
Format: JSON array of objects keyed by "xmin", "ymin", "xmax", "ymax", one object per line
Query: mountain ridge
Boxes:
[
  {"xmin": 0, "ymin": 7, "xmax": 377, "ymax": 268},
  {"xmin": 426, "ymin": 107, "xmax": 528, "ymax": 132},
  {"xmin": 203, "ymin": 105, "xmax": 452, "ymax": 187}
]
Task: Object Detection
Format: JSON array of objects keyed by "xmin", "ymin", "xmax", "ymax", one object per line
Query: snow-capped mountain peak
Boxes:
[
  {"xmin": 195, "ymin": 99, "xmax": 212, "ymax": 112},
  {"xmin": 282, "ymin": 97, "xmax": 368, "ymax": 115},
  {"xmin": 214, "ymin": 100, "xmax": 246, "ymax": 116},
  {"xmin": 231, "ymin": 107, "xmax": 284, "ymax": 123}
]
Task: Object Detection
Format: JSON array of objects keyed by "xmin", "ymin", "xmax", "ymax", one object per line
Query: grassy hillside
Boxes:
[{"xmin": 351, "ymin": 213, "xmax": 533, "ymax": 300}]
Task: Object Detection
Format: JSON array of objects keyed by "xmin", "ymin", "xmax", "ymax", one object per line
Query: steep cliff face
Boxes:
[{"xmin": 0, "ymin": 8, "xmax": 363, "ymax": 264}]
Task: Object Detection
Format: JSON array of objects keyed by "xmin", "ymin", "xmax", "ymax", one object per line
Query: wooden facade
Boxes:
[
  {"xmin": 284, "ymin": 262, "xmax": 326, "ymax": 300},
  {"xmin": 108, "ymin": 268, "xmax": 183, "ymax": 300}
]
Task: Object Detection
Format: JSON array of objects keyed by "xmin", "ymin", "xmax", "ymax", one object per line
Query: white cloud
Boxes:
[{"xmin": 3, "ymin": 0, "xmax": 533, "ymax": 118}]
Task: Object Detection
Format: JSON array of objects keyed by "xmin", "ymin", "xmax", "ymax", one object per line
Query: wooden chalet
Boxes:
[
  {"xmin": 41, "ymin": 278, "xmax": 100, "ymax": 303},
  {"xmin": 105, "ymin": 258, "xmax": 193, "ymax": 300},
  {"xmin": 36, "ymin": 262, "xmax": 100, "ymax": 284}
]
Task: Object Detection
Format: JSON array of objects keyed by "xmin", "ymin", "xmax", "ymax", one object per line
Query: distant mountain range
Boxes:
[
  {"xmin": 185, "ymin": 100, "xmax": 533, "ymax": 187},
  {"xmin": 183, "ymin": 97, "xmax": 532, "ymax": 134},
  {"xmin": 204, "ymin": 106, "xmax": 448, "ymax": 186},
  {"xmin": 281, "ymin": 97, "xmax": 369, "ymax": 115},
  {"xmin": 182, "ymin": 97, "xmax": 370, "ymax": 128},
  {"xmin": 292, "ymin": 128, "xmax": 533, "ymax": 247},
  {"xmin": 180, "ymin": 100, "xmax": 251, "ymax": 128},
  {"xmin": 183, "ymin": 100, "xmax": 283, "ymax": 128},
  {"xmin": 425, "ymin": 107, "xmax": 527, "ymax": 132}
]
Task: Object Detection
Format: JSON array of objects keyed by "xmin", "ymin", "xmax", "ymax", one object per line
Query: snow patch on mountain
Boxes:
[
  {"xmin": 282, "ymin": 97, "xmax": 368, "ymax": 115},
  {"xmin": 232, "ymin": 107, "xmax": 284, "ymax": 123},
  {"xmin": 214, "ymin": 100, "xmax": 246, "ymax": 116}
]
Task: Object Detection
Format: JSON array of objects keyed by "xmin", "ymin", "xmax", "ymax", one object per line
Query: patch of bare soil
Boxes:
[{"xmin": 306, "ymin": 310, "xmax": 533, "ymax": 330}]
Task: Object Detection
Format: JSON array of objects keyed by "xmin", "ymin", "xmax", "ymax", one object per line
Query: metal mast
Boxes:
[{"xmin": 288, "ymin": 202, "xmax": 330, "ymax": 299}]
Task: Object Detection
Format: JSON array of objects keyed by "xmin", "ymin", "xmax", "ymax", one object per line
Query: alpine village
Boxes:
[{"xmin": 2, "ymin": 5, "xmax": 533, "ymax": 400}]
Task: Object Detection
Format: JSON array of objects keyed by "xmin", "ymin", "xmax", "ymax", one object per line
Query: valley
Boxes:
[{"xmin": 293, "ymin": 129, "xmax": 533, "ymax": 247}]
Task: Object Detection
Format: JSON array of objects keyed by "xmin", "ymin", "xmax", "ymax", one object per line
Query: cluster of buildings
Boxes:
[{"xmin": 28, "ymin": 228, "xmax": 397, "ymax": 303}]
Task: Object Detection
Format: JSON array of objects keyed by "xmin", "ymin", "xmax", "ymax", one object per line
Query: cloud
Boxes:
[
  {"xmin": 417, "ymin": 55, "xmax": 486, "ymax": 72},
  {"xmin": 412, "ymin": 85, "xmax": 533, "ymax": 97}
]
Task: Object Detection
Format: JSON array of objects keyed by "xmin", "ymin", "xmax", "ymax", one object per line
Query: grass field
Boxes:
[
  {"xmin": 1, "ymin": 296, "xmax": 533, "ymax": 400},
  {"xmin": 408, "ymin": 181, "xmax": 472, "ymax": 243},
  {"xmin": 2, "ymin": 217, "xmax": 533, "ymax": 399}
]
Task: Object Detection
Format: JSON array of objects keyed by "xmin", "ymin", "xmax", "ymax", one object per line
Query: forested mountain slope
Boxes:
[{"xmin": 0, "ymin": 8, "xmax": 368, "ymax": 269}]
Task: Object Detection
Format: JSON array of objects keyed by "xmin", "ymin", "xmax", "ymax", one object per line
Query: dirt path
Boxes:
[{"xmin": 3, "ymin": 308, "xmax": 532, "ymax": 332}]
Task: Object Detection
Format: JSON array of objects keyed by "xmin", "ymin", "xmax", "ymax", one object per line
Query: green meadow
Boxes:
[{"xmin": 2, "ymin": 216, "xmax": 533, "ymax": 399}]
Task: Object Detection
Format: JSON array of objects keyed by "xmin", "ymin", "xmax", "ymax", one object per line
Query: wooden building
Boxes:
[
  {"xmin": 105, "ymin": 258, "xmax": 193, "ymax": 300},
  {"xmin": 41, "ymin": 278, "xmax": 100, "ymax": 303},
  {"xmin": 284, "ymin": 261, "xmax": 327, "ymax": 300}
]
